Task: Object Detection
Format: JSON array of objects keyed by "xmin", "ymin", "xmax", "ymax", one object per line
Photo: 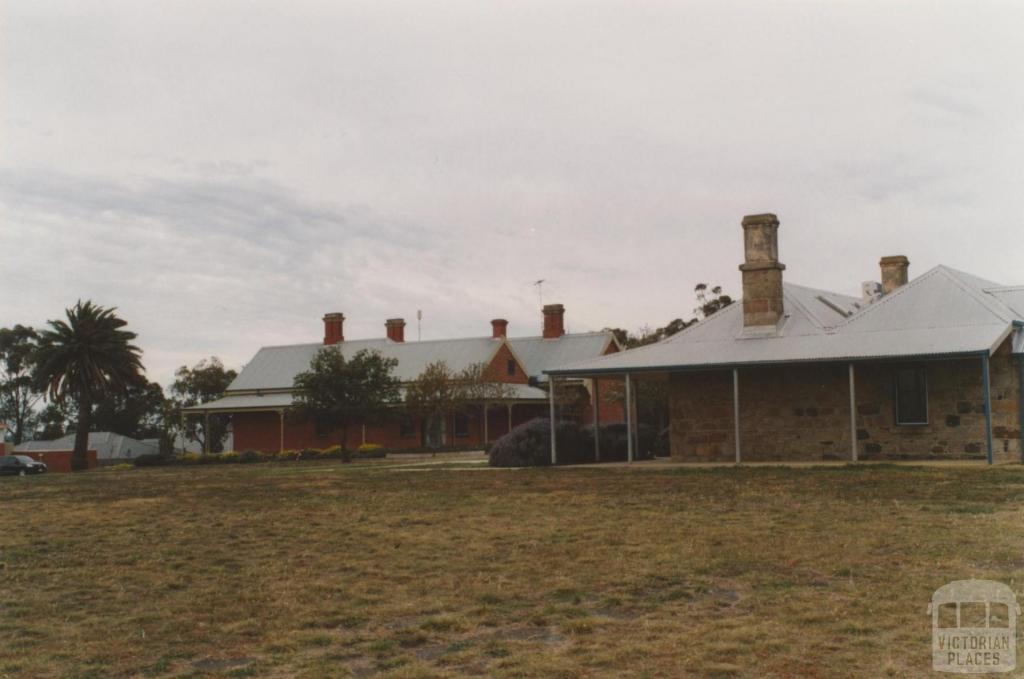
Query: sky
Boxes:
[{"xmin": 2, "ymin": 1, "xmax": 1023, "ymax": 388}]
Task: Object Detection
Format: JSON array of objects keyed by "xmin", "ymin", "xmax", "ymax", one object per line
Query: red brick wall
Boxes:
[
  {"xmin": 12, "ymin": 450, "xmax": 99, "ymax": 473},
  {"xmin": 486, "ymin": 343, "xmax": 529, "ymax": 384}
]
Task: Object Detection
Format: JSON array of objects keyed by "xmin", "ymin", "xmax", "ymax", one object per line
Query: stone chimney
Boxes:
[
  {"xmin": 323, "ymin": 312, "xmax": 345, "ymax": 345},
  {"xmin": 491, "ymin": 319, "xmax": 508, "ymax": 338},
  {"xmin": 542, "ymin": 304, "xmax": 565, "ymax": 339},
  {"xmin": 879, "ymin": 255, "xmax": 910, "ymax": 294},
  {"xmin": 739, "ymin": 213, "xmax": 785, "ymax": 328},
  {"xmin": 385, "ymin": 318, "xmax": 406, "ymax": 342}
]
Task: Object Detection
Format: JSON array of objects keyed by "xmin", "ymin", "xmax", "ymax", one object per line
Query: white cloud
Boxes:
[{"xmin": 2, "ymin": 1, "xmax": 1024, "ymax": 386}]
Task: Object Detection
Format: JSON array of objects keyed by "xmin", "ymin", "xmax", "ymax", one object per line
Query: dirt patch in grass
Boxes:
[{"xmin": 1, "ymin": 462, "xmax": 1023, "ymax": 677}]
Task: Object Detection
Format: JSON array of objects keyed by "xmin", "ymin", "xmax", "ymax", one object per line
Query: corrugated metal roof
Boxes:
[
  {"xmin": 227, "ymin": 336, "xmax": 502, "ymax": 391},
  {"xmin": 508, "ymin": 332, "xmax": 612, "ymax": 381},
  {"xmin": 181, "ymin": 393, "xmax": 295, "ymax": 412},
  {"xmin": 190, "ymin": 329, "xmax": 614, "ymax": 412},
  {"xmin": 548, "ymin": 265, "xmax": 1022, "ymax": 375},
  {"xmin": 15, "ymin": 432, "xmax": 159, "ymax": 460}
]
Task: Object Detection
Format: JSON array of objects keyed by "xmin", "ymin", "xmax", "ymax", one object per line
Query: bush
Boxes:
[
  {"xmin": 488, "ymin": 418, "xmax": 582, "ymax": 467},
  {"xmin": 133, "ymin": 453, "xmax": 175, "ymax": 467},
  {"xmin": 357, "ymin": 443, "xmax": 384, "ymax": 453},
  {"xmin": 579, "ymin": 423, "xmax": 657, "ymax": 462},
  {"xmin": 654, "ymin": 427, "xmax": 670, "ymax": 457},
  {"xmin": 181, "ymin": 452, "xmax": 202, "ymax": 465},
  {"xmin": 221, "ymin": 451, "xmax": 241, "ymax": 463},
  {"xmin": 239, "ymin": 450, "xmax": 261, "ymax": 464}
]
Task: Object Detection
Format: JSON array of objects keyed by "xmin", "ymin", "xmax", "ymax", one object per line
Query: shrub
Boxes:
[
  {"xmin": 357, "ymin": 443, "xmax": 384, "ymax": 453},
  {"xmin": 105, "ymin": 463, "xmax": 135, "ymax": 472},
  {"xmin": 654, "ymin": 427, "xmax": 670, "ymax": 457},
  {"xmin": 578, "ymin": 423, "xmax": 657, "ymax": 462},
  {"xmin": 488, "ymin": 418, "xmax": 582, "ymax": 467},
  {"xmin": 239, "ymin": 450, "xmax": 261, "ymax": 464},
  {"xmin": 181, "ymin": 453, "xmax": 202, "ymax": 465},
  {"xmin": 133, "ymin": 453, "xmax": 175, "ymax": 467},
  {"xmin": 221, "ymin": 451, "xmax": 241, "ymax": 463}
]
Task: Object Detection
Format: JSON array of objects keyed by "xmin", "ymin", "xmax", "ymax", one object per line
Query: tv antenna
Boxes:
[
  {"xmin": 417, "ymin": 309, "xmax": 422, "ymax": 341},
  {"xmin": 533, "ymin": 279, "xmax": 546, "ymax": 306}
]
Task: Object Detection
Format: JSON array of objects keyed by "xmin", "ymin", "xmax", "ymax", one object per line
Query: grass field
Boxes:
[{"xmin": 2, "ymin": 458, "xmax": 1023, "ymax": 678}]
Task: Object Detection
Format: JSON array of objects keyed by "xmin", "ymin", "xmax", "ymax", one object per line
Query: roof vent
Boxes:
[{"xmin": 861, "ymin": 281, "xmax": 882, "ymax": 303}]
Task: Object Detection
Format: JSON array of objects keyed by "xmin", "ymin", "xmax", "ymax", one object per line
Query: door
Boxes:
[{"xmin": 423, "ymin": 415, "xmax": 445, "ymax": 449}]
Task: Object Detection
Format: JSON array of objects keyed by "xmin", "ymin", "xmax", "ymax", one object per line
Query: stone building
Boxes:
[
  {"xmin": 548, "ymin": 213, "xmax": 1024, "ymax": 463},
  {"xmin": 184, "ymin": 305, "xmax": 622, "ymax": 452}
]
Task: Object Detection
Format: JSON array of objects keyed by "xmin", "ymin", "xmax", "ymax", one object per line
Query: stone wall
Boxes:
[{"xmin": 669, "ymin": 339, "xmax": 1021, "ymax": 462}]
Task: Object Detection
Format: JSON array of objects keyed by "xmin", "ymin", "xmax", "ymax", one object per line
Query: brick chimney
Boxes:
[
  {"xmin": 879, "ymin": 255, "xmax": 910, "ymax": 294},
  {"xmin": 542, "ymin": 304, "xmax": 565, "ymax": 339},
  {"xmin": 491, "ymin": 318, "xmax": 508, "ymax": 338},
  {"xmin": 323, "ymin": 312, "xmax": 345, "ymax": 345},
  {"xmin": 385, "ymin": 318, "xmax": 406, "ymax": 342},
  {"xmin": 739, "ymin": 213, "xmax": 785, "ymax": 328}
]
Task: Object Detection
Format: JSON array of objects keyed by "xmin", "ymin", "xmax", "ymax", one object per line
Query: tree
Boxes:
[
  {"xmin": 90, "ymin": 379, "xmax": 166, "ymax": 439},
  {"xmin": 0, "ymin": 325, "xmax": 43, "ymax": 444},
  {"xmin": 404, "ymin": 361, "xmax": 514, "ymax": 448},
  {"xmin": 290, "ymin": 348, "xmax": 400, "ymax": 452},
  {"xmin": 694, "ymin": 283, "xmax": 734, "ymax": 319},
  {"xmin": 34, "ymin": 301, "xmax": 145, "ymax": 471},
  {"xmin": 170, "ymin": 358, "xmax": 237, "ymax": 453}
]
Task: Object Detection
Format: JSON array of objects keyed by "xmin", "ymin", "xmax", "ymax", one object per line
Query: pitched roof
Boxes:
[
  {"xmin": 15, "ymin": 432, "xmax": 159, "ymax": 459},
  {"xmin": 547, "ymin": 266, "xmax": 1023, "ymax": 376},
  {"xmin": 508, "ymin": 332, "xmax": 614, "ymax": 382},
  {"xmin": 220, "ymin": 331, "xmax": 615, "ymax": 397}
]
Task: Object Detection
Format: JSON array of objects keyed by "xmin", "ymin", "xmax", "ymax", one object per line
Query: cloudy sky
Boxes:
[{"xmin": 3, "ymin": 1, "xmax": 1023, "ymax": 387}]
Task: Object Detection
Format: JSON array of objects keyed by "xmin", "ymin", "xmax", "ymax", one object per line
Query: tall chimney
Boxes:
[
  {"xmin": 491, "ymin": 318, "xmax": 508, "ymax": 338},
  {"xmin": 542, "ymin": 304, "xmax": 565, "ymax": 339},
  {"xmin": 385, "ymin": 318, "xmax": 406, "ymax": 342},
  {"xmin": 739, "ymin": 213, "xmax": 785, "ymax": 328},
  {"xmin": 323, "ymin": 312, "xmax": 345, "ymax": 345},
  {"xmin": 879, "ymin": 256, "xmax": 910, "ymax": 294}
]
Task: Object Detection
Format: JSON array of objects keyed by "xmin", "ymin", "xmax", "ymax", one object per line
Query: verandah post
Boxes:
[
  {"xmin": 592, "ymin": 378, "xmax": 601, "ymax": 462},
  {"xmin": 549, "ymin": 377, "xmax": 557, "ymax": 465},
  {"xmin": 732, "ymin": 368, "xmax": 740, "ymax": 464},
  {"xmin": 983, "ymin": 353, "xmax": 994, "ymax": 465},
  {"xmin": 625, "ymin": 373, "xmax": 634, "ymax": 464},
  {"xmin": 849, "ymin": 363, "xmax": 858, "ymax": 462}
]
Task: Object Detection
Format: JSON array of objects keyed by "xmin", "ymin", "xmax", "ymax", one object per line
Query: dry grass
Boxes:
[{"xmin": 2, "ymin": 459, "xmax": 1024, "ymax": 678}]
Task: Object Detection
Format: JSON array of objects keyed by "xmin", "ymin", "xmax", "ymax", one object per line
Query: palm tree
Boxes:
[{"xmin": 34, "ymin": 301, "xmax": 145, "ymax": 471}]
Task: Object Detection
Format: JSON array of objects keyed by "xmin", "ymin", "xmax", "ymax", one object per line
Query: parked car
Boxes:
[{"xmin": 0, "ymin": 455, "xmax": 47, "ymax": 476}]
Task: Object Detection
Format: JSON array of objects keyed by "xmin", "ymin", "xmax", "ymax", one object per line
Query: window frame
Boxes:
[
  {"xmin": 453, "ymin": 411, "xmax": 470, "ymax": 438},
  {"xmin": 894, "ymin": 365, "xmax": 929, "ymax": 426},
  {"xmin": 399, "ymin": 414, "xmax": 416, "ymax": 439},
  {"xmin": 506, "ymin": 359, "xmax": 517, "ymax": 376}
]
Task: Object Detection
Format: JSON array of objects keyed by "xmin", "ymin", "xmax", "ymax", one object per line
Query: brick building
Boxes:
[
  {"xmin": 185, "ymin": 305, "xmax": 622, "ymax": 452},
  {"xmin": 547, "ymin": 213, "xmax": 1024, "ymax": 464}
]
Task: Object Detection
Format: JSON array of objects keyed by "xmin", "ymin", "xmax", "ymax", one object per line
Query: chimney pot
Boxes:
[
  {"xmin": 739, "ymin": 213, "xmax": 785, "ymax": 328},
  {"xmin": 385, "ymin": 318, "xmax": 406, "ymax": 343},
  {"xmin": 879, "ymin": 255, "xmax": 910, "ymax": 294},
  {"xmin": 542, "ymin": 304, "xmax": 565, "ymax": 338},
  {"xmin": 491, "ymin": 318, "xmax": 508, "ymax": 338},
  {"xmin": 323, "ymin": 312, "xmax": 345, "ymax": 345}
]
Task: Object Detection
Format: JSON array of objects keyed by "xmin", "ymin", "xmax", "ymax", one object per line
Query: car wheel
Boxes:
[{"xmin": 19, "ymin": 469, "xmax": 26, "ymax": 477}]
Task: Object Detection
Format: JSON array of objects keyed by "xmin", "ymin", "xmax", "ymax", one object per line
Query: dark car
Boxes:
[{"xmin": 0, "ymin": 455, "xmax": 47, "ymax": 475}]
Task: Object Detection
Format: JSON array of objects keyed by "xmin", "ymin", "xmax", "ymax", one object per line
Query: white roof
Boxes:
[
  {"xmin": 508, "ymin": 332, "xmax": 614, "ymax": 382},
  {"xmin": 548, "ymin": 266, "xmax": 1023, "ymax": 376},
  {"xmin": 187, "ymin": 330, "xmax": 614, "ymax": 412},
  {"xmin": 15, "ymin": 432, "xmax": 159, "ymax": 459}
]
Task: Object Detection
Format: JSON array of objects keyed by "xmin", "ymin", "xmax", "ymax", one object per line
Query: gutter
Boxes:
[{"xmin": 544, "ymin": 350, "xmax": 992, "ymax": 378}]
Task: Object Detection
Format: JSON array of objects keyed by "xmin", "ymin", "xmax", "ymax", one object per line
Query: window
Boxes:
[
  {"xmin": 453, "ymin": 412, "xmax": 470, "ymax": 438},
  {"xmin": 507, "ymin": 359, "xmax": 516, "ymax": 376},
  {"xmin": 895, "ymin": 367, "xmax": 928, "ymax": 425},
  {"xmin": 399, "ymin": 415, "xmax": 415, "ymax": 439}
]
